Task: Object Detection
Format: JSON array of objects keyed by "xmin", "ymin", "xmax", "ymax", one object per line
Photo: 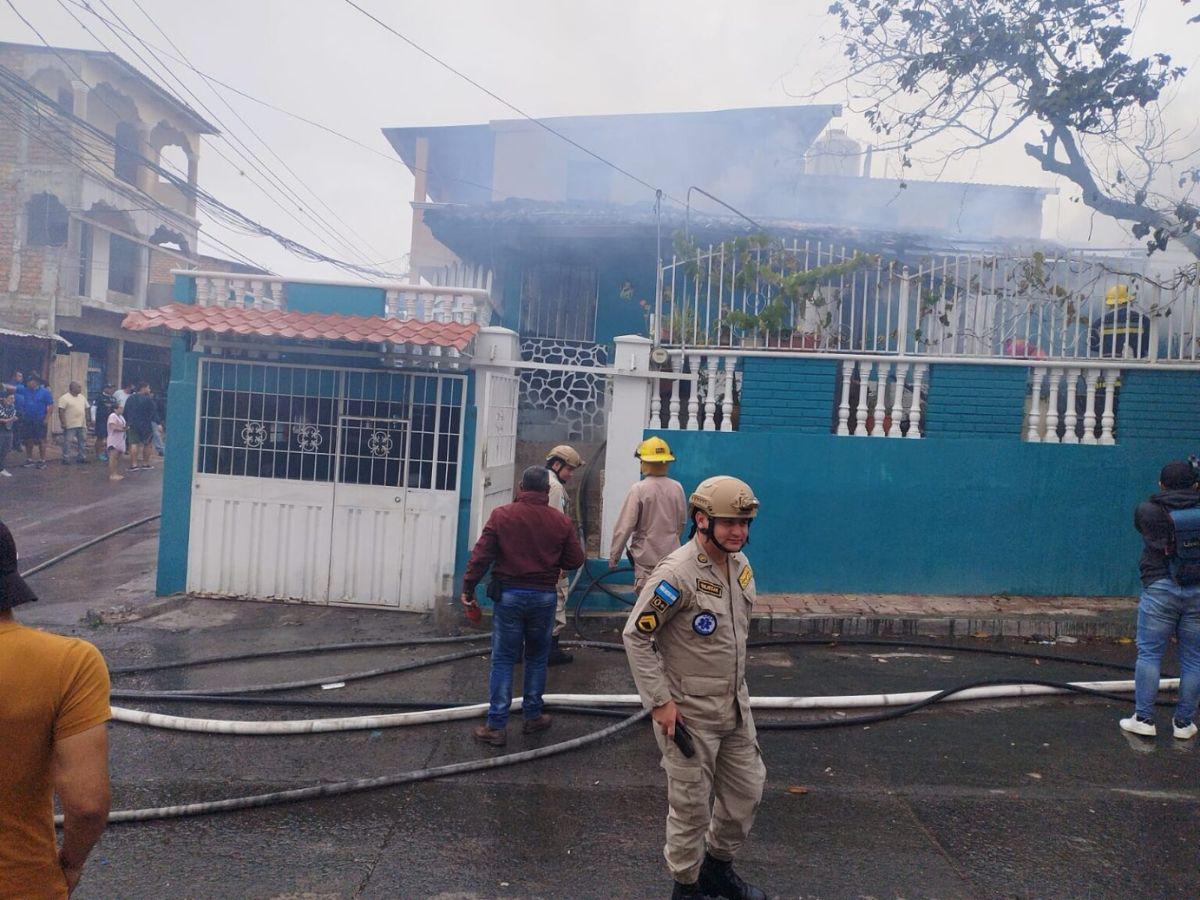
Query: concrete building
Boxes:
[{"xmin": 0, "ymin": 41, "xmax": 221, "ymax": 398}]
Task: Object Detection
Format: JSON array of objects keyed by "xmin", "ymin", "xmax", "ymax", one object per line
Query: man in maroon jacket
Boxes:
[{"xmin": 461, "ymin": 465, "xmax": 585, "ymax": 746}]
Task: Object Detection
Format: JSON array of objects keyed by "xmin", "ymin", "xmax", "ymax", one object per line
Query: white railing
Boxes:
[
  {"xmin": 179, "ymin": 270, "xmax": 495, "ymax": 326},
  {"xmin": 1023, "ymin": 364, "xmax": 1119, "ymax": 445},
  {"xmin": 647, "ymin": 352, "xmax": 740, "ymax": 432},
  {"xmin": 835, "ymin": 358, "xmax": 929, "ymax": 439},
  {"xmin": 656, "ymin": 242, "xmax": 1200, "ymax": 364}
]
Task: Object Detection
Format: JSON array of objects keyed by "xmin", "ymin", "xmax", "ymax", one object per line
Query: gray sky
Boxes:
[{"xmin": 4, "ymin": 0, "xmax": 1197, "ymax": 279}]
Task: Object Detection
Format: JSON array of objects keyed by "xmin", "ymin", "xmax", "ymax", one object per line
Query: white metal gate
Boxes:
[
  {"xmin": 187, "ymin": 361, "xmax": 466, "ymax": 610},
  {"xmin": 471, "ymin": 370, "xmax": 519, "ymax": 540}
]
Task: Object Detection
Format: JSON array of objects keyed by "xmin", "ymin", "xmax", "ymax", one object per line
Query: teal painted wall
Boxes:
[
  {"xmin": 739, "ymin": 357, "xmax": 838, "ymax": 432},
  {"xmin": 659, "ymin": 429, "xmax": 1190, "ymax": 598},
  {"xmin": 156, "ymin": 337, "xmax": 199, "ymax": 595},
  {"xmin": 285, "ymin": 282, "xmax": 385, "ymax": 317},
  {"xmin": 924, "ymin": 364, "xmax": 1028, "ymax": 437},
  {"xmin": 1117, "ymin": 369, "xmax": 1200, "ymax": 441}
]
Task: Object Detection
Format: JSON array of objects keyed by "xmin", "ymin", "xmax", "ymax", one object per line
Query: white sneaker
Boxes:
[
  {"xmin": 1120, "ymin": 716, "xmax": 1157, "ymax": 737},
  {"xmin": 0, "ymin": 469, "xmax": 10, "ymax": 477},
  {"xmin": 1172, "ymin": 720, "xmax": 1198, "ymax": 740}
]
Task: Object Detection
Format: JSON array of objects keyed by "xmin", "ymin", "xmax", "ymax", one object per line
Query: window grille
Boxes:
[
  {"xmin": 519, "ymin": 263, "xmax": 598, "ymax": 342},
  {"xmin": 196, "ymin": 362, "xmax": 464, "ymax": 490}
]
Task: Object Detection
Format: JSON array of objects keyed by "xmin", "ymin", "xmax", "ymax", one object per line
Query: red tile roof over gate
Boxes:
[{"xmin": 122, "ymin": 304, "xmax": 479, "ymax": 351}]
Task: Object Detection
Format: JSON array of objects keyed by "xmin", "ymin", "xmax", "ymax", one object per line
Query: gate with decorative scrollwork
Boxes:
[{"xmin": 186, "ymin": 360, "xmax": 466, "ymax": 610}]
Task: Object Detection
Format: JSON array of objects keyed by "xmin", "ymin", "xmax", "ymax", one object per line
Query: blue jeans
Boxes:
[
  {"xmin": 487, "ymin": 588, "xmax": 557, "ymax": 729},
  {"xmin": 1134, "ymin": 578, "xmax": 1200, "ymax": 722}
]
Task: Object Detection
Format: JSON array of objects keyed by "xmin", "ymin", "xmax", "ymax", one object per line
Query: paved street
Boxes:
[{"xmin": 7, "ymin": 469, "xmax": 1197, "ymax": 899}]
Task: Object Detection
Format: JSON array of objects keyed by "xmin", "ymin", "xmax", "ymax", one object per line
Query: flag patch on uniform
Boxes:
[
  {"xmin": 696, "ymin": 579, "xmax": 722, "ymax": 597},
  {"xmin": 738, "ymin": 566, "xmax": 753, "ymax": 589},
  {"xmin": 653, "ymin": 581, "xmax": 680, "ymax": 607},
  {"xmin": 636, "ymin": 612, "xmax": 660, "ymax": 634}
]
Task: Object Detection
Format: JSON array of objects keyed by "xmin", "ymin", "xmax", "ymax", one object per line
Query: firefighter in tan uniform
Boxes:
[
  {"xmin": 609, "ymin": 436, "xmax": 688, "ymax": 593},
  {"xmin": 622, "ymin": 476, "xmax": 767, "ymax": 900},
  {"xmin": 546, "ymin": 444, "xmax": 584, "ymax": 665}
]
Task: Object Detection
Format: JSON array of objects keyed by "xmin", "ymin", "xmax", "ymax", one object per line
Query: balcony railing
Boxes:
[
  {"xmin": 181, "ymin": 269, "xmax": 495, "ymax": 326},
  {"xmin": 655, "ymin": 241, "xmax": 1200, "ymax": 366}
]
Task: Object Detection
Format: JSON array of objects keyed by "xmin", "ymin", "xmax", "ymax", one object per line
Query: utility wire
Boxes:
[
  {"xmin": 339, "ymin": 0, "xmax": 685, "ymax": 207},
  {"xmin": 52, "ymin": 0, "xmax": 377, "ymax": 269}
]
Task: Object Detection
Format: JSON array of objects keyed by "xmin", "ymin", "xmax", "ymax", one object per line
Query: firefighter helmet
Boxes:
[
  {"xmin": 1106, "ymin": 284, "xmax": 1131, "ymax": 306},
  {"xmin": 546, "ymin": 444, "xmax": 585, "ymax": 468},
  {"xmin": 635, "ymin": 436, "xmax": 675, "ymax": 463}
]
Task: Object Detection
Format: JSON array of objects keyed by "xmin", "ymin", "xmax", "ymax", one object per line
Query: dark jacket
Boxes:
[
  {"xmin": 462, "ymin": 490, "xmax": 585, "ymax": 597},
  {"xmin": 1089, "ymin": 307, "xmax": 1151, "ymax": 358},
  {"xmin": 123, "ymin": 393, "xmax": 158, "ymax": 430},
  {"xmin": 1134, "ymin": 488, "xmax": 1200, "ymax": 586}
]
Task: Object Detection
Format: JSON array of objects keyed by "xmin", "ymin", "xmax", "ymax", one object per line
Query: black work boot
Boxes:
[
  {"xmin": 547, "ymin": 636, "xmax": 573, "ymax": 666},
  {"xmin": 671, "ymin": 880, "xmax": 719, "ymax": 899},
  {"xmin": 698, "ymin": 852, "xmax": 766, "ymax": 900}
]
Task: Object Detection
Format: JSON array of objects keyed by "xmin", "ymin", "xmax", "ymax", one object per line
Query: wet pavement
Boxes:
[{"xmin": 6, "ymin": 471, "xmax": 1196, "ymax": 899}]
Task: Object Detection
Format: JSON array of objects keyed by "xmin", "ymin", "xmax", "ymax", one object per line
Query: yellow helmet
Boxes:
[
  {"xmin": 546, "ymin": 444, "xmax": 585, "ymax": 468},
  {"xmin": 688, "ymin": 476, "xmax": 759, "ymax": 520},
  {"xmin": 635, "ymin": 436, "xmax": 675, "ymax": 463},
  {"xmin": 1105, "ymin": 284, "xmax": 1130, "ymax": 306}
]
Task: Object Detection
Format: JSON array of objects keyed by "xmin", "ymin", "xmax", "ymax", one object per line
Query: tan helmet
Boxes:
[
  {"xmin": 688, "ymin": 476, "xmax": 759, "ymax": 520},
  {"xmin": 546, "ymin": 444, "xmax": 585, "ymax": 468}
]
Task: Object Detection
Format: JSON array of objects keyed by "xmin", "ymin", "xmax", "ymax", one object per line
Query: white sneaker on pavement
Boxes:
[
  {"xmin": 1172, "ymin": 719, "xmax": 1198, "ymax": 740},
  {"xmin": 0, "ymin": 469, "xmax": 10, "ymax": 477},
  {"xmin": 1120, "ymin": 716, "xmax": 1157, "ymax": 737}
]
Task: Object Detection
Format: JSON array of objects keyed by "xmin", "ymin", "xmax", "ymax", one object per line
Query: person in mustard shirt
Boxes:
[
  {"xmin": 622, "ymin": 476, "xmax": 766, "ymax": 900},
  {"xmin": 608, "ymin": 436, "xmax": 687, "ymax": 593},
  {"xmin": 0, "ymin": 521, "xmax": 111, "ymax": 899}
]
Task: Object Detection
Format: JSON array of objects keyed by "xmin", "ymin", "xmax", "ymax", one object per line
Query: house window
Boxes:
[
  {"xmin": 56, "ymin": 87, "xmax": 73, "ymax": 115},
  {"xmin": 108, "ymin": 234, "xmax": 138, "ymax": 295},
  {"xmin": 26, "ymin": 193, "xmax": 68, "ymax": 246},
  {"xmin": 114, "ymin": 122, "xmax": 140, "ymax": 185},
  {"xmin": 520, "ymin": 263, "xmax": 598, "ymax": 342}
]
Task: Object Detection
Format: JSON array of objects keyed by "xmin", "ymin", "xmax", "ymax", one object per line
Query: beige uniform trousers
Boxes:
[
  {"xmin": 651, "ymin": 717, "xmax": 766, "ymax": 884},
  {"xmin": 553, "ymin": 572, "xmax": 569, "ymax": 636}
]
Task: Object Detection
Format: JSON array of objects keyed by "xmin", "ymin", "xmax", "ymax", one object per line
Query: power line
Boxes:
[
  {"xmin": 50, "ymin": 0, "xmax": 377, "ymax": 269},
  {"xmin": 339, "ymin": 0, "xmax": 685, "ymax": 207},
  {"xmin": 0, "ymin": 62, "xmax": 404, "ymax": 279}
]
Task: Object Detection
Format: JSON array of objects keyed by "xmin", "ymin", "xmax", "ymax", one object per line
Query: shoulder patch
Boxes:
[
  {"xmin": 738, "ymin": 565, "xmax": 753, "ymax": 589},
  {"xmin": 652, "ymin": 580, "xmax": 680, "ymax": 607},
  {"xmin": 696, "ymin": 579, "xmax": 723, "ymax": 597},
  {"xmin": 635, "ymin": 611, "xmax": 660, "ymax": 634}
]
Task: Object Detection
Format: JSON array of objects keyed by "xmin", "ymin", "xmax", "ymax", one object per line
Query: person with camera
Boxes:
[
  {"xmin": 1121, "ymin": 459, "xmax": 1200, "ymax": 739},
  {"xmin": 622, "ymin": 476, "xmax": 767, "ymax": 900},
  {"xmin": 460, "ymin": 465, "xmax": 584, "ymax": 747}
]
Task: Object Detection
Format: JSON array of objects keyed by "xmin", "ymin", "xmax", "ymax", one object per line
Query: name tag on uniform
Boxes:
[
  {"xmin": 696, "ymin": 579, "xmax": 722, "ymax": 597},
  {"xmin": 738, "ymin": 565, "xmax": 753, "ymax": 589}
]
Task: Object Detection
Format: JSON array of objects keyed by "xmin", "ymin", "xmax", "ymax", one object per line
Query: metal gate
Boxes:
[
  {"xmin": 471, "ymin": 370, "xmax": 519, "ymax": 540},
  {"xmin": 187, "ymin": 360, "xmax": 466, "ymax": 609}
]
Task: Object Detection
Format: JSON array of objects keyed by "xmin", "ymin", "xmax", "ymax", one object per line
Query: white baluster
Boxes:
[
  {"xmin": 1044, "ymin": 367, "xmax": 1063, "ymax": 444},
  {"xmin": 212, "ymin": 277, "xmax": 228, "ymax": 307},
  {"xmin": 853, "ymin": 360, "xmax": 872, "ymax": 436},
  {"xmin": 405, "ymin": 291, "xmax": 418, "ymax": 321},
  {"xmin": 1062, "ymin": 368, "xmax": 1080, "ymax": 444},
  {"xmin": 721, "ymin": 355, "xmax": 736, "ymax": 432},
  {"xmin": 836, "ymin": 359, "xmax": 853, "ymax": 436},
  {"xmin": 1099, "ymin": 367, "xmax": 1118, "ymax": 445},
  {"xmin": 1026, "ymin": 367, "xmax": 1046, "ymax": 442},
  {"xmin": 703, "ymin": 356, "xmax": 718, "ymax": 431},
  {"xmin": 649, "ymin": 385, "xmax": 662, "ymax": 428},
  {"xmin": 668, "ymin": 375, "xmax": 681, "ymax": 430},
  {"xmin": 870, "ymin": 362, "xmax": 889, "ymax": 437},
  {"xmin": 686, "ymin": 357, "xmax": 700, "ymax": 431},
  {"xmin": 195, "ymin": 276, "xmax": 210, "ymax": 306},
  {"xmin": 1082, "ymin": 367, "xmax": 1099, "ymax": 445},
  {"xmin": 888, "ymin": 362, "xmax": 909, "ymax": 438},
  {"xmin": 906, "ymin": 363, "xmax": 926, "ymax": 438},
  {"xmin": 385, "ymin": 288, "xmax": 400, "ymax": 318}
]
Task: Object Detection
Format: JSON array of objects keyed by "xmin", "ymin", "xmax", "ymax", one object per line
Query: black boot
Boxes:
[
  {"xmin": 671, "ymin": 880, "xmax": 718, "ymax": 899},
  {"xmin": 697, "ymin": 852, "xmax": 766, "ymax": 900},
  {"xmin": 547, "ymin": 636, "xmax": 573, "ymax": 666}
]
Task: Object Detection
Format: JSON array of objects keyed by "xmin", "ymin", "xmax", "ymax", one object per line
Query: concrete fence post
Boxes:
[{"xmin": 600, "ymin": 335, "xmax": 654, "ymax": 558}]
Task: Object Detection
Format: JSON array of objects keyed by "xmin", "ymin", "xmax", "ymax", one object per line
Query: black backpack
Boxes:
[{"xmin": 1165, "ymin": 507, "xmax": 1200, "ymax": 587}]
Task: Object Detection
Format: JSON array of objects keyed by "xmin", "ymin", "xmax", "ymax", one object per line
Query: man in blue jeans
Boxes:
[
  {"xmin": 461, "ymin": 465, "xmax": 585, "ymax": 746},
  {"xmin": 1122, "ymin": 460, "xmax": 1200, "ymax": 739}
]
